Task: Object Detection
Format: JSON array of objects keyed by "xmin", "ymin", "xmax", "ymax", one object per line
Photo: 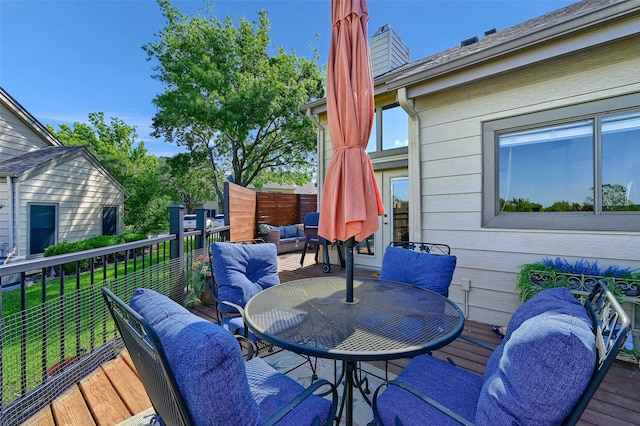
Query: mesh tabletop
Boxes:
[{"xmin": 244, "ymin": 277, "xmax": 464, "ymax": 362}]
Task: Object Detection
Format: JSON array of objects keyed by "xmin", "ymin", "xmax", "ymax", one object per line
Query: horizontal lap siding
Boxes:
[
  {"xmin": 16, "ymin": 153, "xmax": 123, "ymax": 256},
  {"xmin": 0, "ymin": 104, "xmax": 50, "ymax": 157},
  {"xmin": 416, "ymin": 35, "xmax": 640, "ymax": 325}
]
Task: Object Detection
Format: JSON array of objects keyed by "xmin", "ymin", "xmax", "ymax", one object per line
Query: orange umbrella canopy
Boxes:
[{"xmin": 318, "ymin": 0, "xmax": 384, "ymax": 243}]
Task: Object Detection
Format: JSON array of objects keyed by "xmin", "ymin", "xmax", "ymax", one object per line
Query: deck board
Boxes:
[
  {"xmin": 101, "ymin": 356, "xmax": 152, "ymax": 415},
  {"xmin": 51, "ymin": 385, "xmax": 97, "ymax": 426},
  {"xmin": 79, "ymin": 367, "xmax": 131, "ymax": 426},
  {"xmin": 23, "ymin": 251, "xmax": 640, "ymax": 425}
]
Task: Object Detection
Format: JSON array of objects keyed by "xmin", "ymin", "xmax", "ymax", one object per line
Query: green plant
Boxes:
[
  {"xmin": 185, "ymin": 254, "xmax": 212, "ymax": 307},
  {"xmin": 517, "ymin": 258, "xmax": 635, "ymax": 302}
]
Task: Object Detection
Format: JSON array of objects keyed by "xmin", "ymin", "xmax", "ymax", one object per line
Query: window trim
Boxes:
[
  {"xmin": 102, "ymin": 206, "xmax": 118, "ymax": 236},
  {"xmin": 28, "ymin": 203, "xmax": 58, "ymax": 256},
  {"xmin": 482, "ymin": 93, "xmax": 640, "ymax": 231},
  {"xmin": 368, "ymin": 103, "xmax": 409, "ymax": 156}
]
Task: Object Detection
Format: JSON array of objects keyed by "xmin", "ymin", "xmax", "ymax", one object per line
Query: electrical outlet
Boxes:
[{"xmin": 461, "ymin": 278, "xmax": 470, "ymax": 291}]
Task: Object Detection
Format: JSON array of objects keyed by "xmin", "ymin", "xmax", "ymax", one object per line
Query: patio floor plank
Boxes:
[
  {"xmin": 101, "ymin": 356, "xmax": 152, "ymax": 416},
  {"xmin": 22, "ymin": 251, "xmax": 640, "ymax": 425},
  {"xmin": 78, "ymin": 366, "xmax": 131, "ymax": 426},
  {"xmin": 51, "ymin": 385, "xmax": 96, "ymax": 426},
  {"xmin": 20, "ymin": 406, "xmax": 55, "ymax": 426}
]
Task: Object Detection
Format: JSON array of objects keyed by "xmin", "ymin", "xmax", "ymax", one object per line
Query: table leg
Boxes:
[{"xmin": 345, "ymin": 361, "xmax": 354, "ymax": 426}]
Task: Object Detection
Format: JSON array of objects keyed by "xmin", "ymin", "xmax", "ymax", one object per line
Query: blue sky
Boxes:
[{"xmin": 1, "ymin": 0, "xmax": 574, "ymax": 157}]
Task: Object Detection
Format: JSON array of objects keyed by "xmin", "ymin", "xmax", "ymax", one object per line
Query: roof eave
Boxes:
[
  {"xmin": 385, "ymin": 0, "xmax": 640, "ymax": 92},
  {"xmin": 0, "ymin": 87, "xmax": 63, "ymax": 147}
]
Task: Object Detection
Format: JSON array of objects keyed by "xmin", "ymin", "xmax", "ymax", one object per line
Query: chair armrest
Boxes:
[
  {"xmin": 458, "ymin": 335, "xmax": 497, "ymax": 351},
  {"xmin": 262, "ymin": 379, "xmax": 338, "ymax": 426},
  {"xmin": 264, "ymin": 229, "xmax": 281, "ymax": 246},
  {"xmin": 372, "ymin": 380, "xmax": 474, "ymax": 426},
  {"xmin": 234, "ymin": 335, "xmax": 256, "ymax": 361}
]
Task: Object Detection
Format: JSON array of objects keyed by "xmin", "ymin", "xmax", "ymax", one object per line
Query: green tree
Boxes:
[
  {"xmin": 49, "ymin": 113, "xmax": 173, "ymax": 234},
  {"xmin": 159, "ymin": 149, "xmax": 217, "ymax": 213},
  {"xmin": 585, "ymin": 183, "xmax": 629, "ymax": 211},
  {"xmin": 144, "ymin": 0, "xmax": 323, "ymax": 196}
]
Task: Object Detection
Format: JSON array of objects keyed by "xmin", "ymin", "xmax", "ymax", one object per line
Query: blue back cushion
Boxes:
[
  {"xmin": 280, "ymin": 225, "xmax": 300, "ymax": 239},
  {"xmin": 211, "ymin": 242, "xmax": 280, "ymax": 313},
  {"xmin": 379, "ymin": 246, "xmax": 456, "ymax": 296},
  {"xmin": 477, "ymin": 287, "xmax": 595, "ymax": 425},
  {"xmin": 129, "ymin": 288, "xmax": 260, "ymax": 425}
]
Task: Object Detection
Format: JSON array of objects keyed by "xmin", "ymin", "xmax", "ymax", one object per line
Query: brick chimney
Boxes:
[{"xmin": 370, "ymin": 24, "xmax": 410, "ymax": 78}]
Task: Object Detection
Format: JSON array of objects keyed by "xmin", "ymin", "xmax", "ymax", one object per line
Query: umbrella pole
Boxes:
[{"xmin": 345, "ymin": 237, "xmax": 355, "ymax": 303}]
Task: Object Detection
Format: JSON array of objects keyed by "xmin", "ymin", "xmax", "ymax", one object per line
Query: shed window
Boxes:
[
  {"xmin": 103, "ymin": 206, "xmax": 118, "ymax": 236},
  {"xmin": 29, "ymin": 204, "xmax": 57, "ymax": 255},
  {"xmin": 483, "ymin": 94, "xmax": 640, "ymax": 231}
]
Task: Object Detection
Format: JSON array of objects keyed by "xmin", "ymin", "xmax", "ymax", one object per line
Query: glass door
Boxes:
[{"xmin": 354, "ymin": 169, "xmax": 409, "ymax": 269}]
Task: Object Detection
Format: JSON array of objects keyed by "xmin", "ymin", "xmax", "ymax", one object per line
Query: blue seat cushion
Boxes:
[
  {"xmin": 477, "ymin": 288, "xmax": 595, "ymax": 425},
  {"xmin": 129, "ymin": 288, "xmax": 260, "ymax": 425},
  {"xmin": 379, "ymin": 246, "xmax": 456, "ymax": 296},
  {"xmin": 211, "ymin": 242, "xmax": 280, "ymax": 313},
  {"xmin": 376, "ymin": 354, "xmax": 483, "ymax": 426},
  {"xmin": 245, "ymin": 356, "xmax": 331, "ymax": 426}
]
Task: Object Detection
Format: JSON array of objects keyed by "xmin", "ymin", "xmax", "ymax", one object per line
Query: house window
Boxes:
[
  {"xmin": 367, "ymin": 104, "xmax": 409, "ymax": 154},
  {"xmin": 29, "ymin": 204, "xmax": 57, "ymax": 255},
  {"xmin": 103, "ymin": 206, "xmax": 118, "ymax": 236},
  {"xmin": 483, "ymin": 94, "xmax": 640, "ymax": 231}
]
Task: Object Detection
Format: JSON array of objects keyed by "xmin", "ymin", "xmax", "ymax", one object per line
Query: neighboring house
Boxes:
[
  {"xmin": 0, "ymin": 87, "xmax": 125, "ymax": 262},
  {"xmin": 304, "ymin": 0, "xmax": 640, "ymax": 328}
]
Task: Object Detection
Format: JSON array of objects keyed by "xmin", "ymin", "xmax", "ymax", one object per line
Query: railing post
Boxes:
[
  {"xmin": 168, "ymin": 205, "xmax": 185, "ymax": 303},
  {"xmin": 169, "ymin": 205, "xmax": 184, "ymax": 260},
  {"xmin": 195, "ymin": 207, "xmax": 206, "ymax": 250}
]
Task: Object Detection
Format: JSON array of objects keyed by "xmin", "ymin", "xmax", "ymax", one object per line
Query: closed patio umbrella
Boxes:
[{"xmin": 319, "ymin": 0, "xmax": 384, "ymax": 303}]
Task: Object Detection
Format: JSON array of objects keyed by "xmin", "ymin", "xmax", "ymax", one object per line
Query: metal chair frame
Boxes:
[
  {"xmin": 103, "ymin": 287, "xmax": 337, "ymax": 426},
  {"xmin": 389, "ymin": 241, "xmax": 451, "ymax": 255},
  {"xmin": 372, "ymin": 280, "xmax": 631, "ymax": 425}
]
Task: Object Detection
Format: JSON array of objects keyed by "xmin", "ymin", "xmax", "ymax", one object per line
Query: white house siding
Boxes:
[
  {"xmin": 0, "ymin": 177, "xmax": 8, "ymax": 247},
  {"xmin": 15, "ymin": 151, "xmax": 123, "ymax": 258},
  {"xmin": 414, "ymin": 34, "xmax": 640, "ymax": 325},
  {"xmin": 0, "ymin": 103, "xmax": 52, "ymax": 160}
]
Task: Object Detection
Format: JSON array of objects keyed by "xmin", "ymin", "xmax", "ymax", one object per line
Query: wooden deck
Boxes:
[{"xmin": 22, "ymin": 251, "xmax": 640, "ymax": 425}]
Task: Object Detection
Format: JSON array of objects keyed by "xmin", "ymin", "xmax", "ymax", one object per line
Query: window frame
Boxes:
[
  {"xmin": 28, "ymin": 203, "xmax": 58, "ymax": 255},
  {"xmin": 368, "ymin": 103, "xmax": 409, "ymax": 158},
  {"xmin": 482, "ymin": 93, "xmax": 640, "ymax": 231},
  {"xmin": 102, "ymin": 206, "xmax": 118, "ymax": 236}
]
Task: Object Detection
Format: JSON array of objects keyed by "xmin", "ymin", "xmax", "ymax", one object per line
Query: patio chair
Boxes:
[
  {"xmin": 209, "ymin": 240, "xmax": 318, "ymax": 376},
  {"xmin": 102, "ymin": 287, "xmax": 338, "ymax": 426},
  {"xmin": 371, "ymin": 281, "xmax": 631, "ymax": 426},
  {"xmin": 379, "ymin": 241, "xmax": 456, "ymax": 297},
  {"xmin": 207, "ymin": 239, "xmax": 277, "ymax": 343}
]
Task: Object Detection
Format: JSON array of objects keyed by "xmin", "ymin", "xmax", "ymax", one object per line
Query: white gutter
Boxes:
[
  {"xmin": 306, "ymin": 108, "xmax": 324, "ymax": 211},
  {"xmin": 7, "ymin": 177, "xmax": 15, "ymax": 256},
  {"xmin": 397, "ymin": 87, "xmax": 422, "ymax": 243}
]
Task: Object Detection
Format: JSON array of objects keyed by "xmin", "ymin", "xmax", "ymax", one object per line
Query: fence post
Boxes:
[
  {"xmin": 195, "ymin": 207, "xmax": 206, "ymax": 250},
  {"xmin": 168, "ymin": 205, "xmax": 185, "ymax": 302}
]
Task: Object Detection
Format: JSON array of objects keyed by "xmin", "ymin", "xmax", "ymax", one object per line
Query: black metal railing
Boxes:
[{"xmin": 0, "ymin": 206, "xmax": 230, "ymax": 425}]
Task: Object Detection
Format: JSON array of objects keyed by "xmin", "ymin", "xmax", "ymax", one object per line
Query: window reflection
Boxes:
[
  {"xmin": 601, "ymin": 112, "xmax": 640, "ymax": 211},
  {"xmin": 499, "ymin": 121, "xmax": 594, "ymax": 212}
]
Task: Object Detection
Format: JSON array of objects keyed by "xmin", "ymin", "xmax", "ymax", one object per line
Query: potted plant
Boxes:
[{"xmin": 185, "ymin": 254, "xmax": 214, "ymax": 307}]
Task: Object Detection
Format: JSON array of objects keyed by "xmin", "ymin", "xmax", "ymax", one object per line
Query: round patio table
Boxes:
[{"xmin": 244, "ymin": 277, "xmax": 465, "ymax": 426}]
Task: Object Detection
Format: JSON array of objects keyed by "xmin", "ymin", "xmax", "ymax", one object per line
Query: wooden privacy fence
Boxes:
[
  {"xmin": 257, "ymin": 192, "xmax": 317, "ymax": 226},
  {"xmin": 224, "ymin": 182, "xmax": 318, "ymax": 241}
]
